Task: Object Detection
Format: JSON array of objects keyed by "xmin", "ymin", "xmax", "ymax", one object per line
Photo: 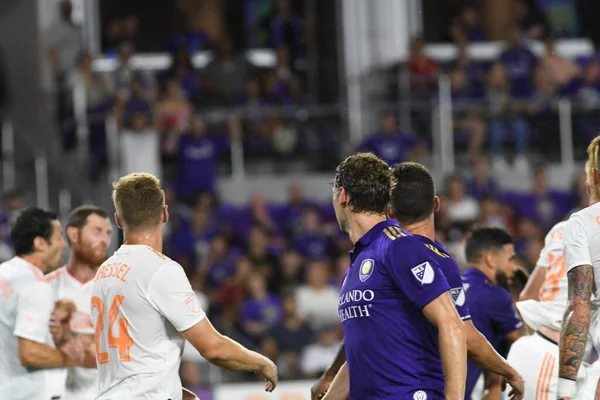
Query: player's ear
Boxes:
[
  {"xmin": 66, "ymin": 226, "xmax": 78, "ymax": 245},
  {"xmin": 483, "ymin": 250, "xmax": 495, "ymax": 270},
  {"xmin": 33, "ymin": 235, "xmax": 49, "ymax": 253},
  {"xmin": 433, "ymin": 196, "xmax": 441, "ymax": 212},
  {"xmin": 163, "ymin": 205, "xmax": 169, "ymax": 224},
  {"xmin": 114, "ymin": 213, "xmax": 123, "ymax": 229},
  {"xmin": 387, "ymin": 205, "xmax": 396, "ymax": 219}
]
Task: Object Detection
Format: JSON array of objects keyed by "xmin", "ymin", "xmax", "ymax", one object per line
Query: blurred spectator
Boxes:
[
  {"xmin": 507, "ymin": 167, "xmax": 572, "ymax": 231},
  {"xmin": 514, "ymin": 0, "xmax": 550, "ymax": 40},
  {"xmin": 407, "ymin": 36, "xmax": 439, "ymax": 94},
  {"xmin": 300, "ymin": 326, "xmax": 342, "ymax": 378},
  {"xmin": 163, "ymin": 47, "xmax": 201, "ymax": 101},
  {"xmin": 450, "ymin": 68, "xmax": 487, "ymax": 159},
  {"xmin": 478, "ymin": 197, "xmax": 508, "ymax": 230},
  {"xmin": 46, "ymin": 0, "xmax": 83, "ymax": 78},
  {"xmin": 278, "ymin": 249, "xmax": 304, "ymax": 295},
  {"xmin": 156, "ymin": 79, "xmax": 192, "ymax": 135},
  {"xmin": 120, "ymin": 111, "xmax": 161, "ymax": 179},
  {"xmin": 295, "ymin": 260, "xmax": 339, "ymax": 330},
  {"xmin": 111, "ymin": 42, "xmax": 156, "ymax": 103},
  {"xmin": 466, "ymin": 156, "xmax": 499, "ymax": 200},
  {"xmin": 539, "ymin": 37, "xmax": 580, "ymax": 93},
  {"xmin": 241, "ymin": 195, "xmax": 281, "ymax": 240},
  {"xmin": 245, "ymin": 225, "xmax": 282, "ymax": 291},
  {"xmin": 529, "ymin": 66, "xmax": 559, "ymax": 114},
  {"xmin": 168, "ymin": 117, "xmax": 230, "ymax": 205},
  {"xmin": 499, "ymin": 25, "xmax": 537, "ymax": 99},
  {"xmin": 569, "ymin": 171, "xmax": 589, "ymax": 214},
  {"xmin": 449, "ymin": 6, "xmax": 486, "ymax": 43},
  {"xmin": 199, "ymin": 234, "xmax": 241, "ymax": 299},
  {"xmin": 333, "ymin": 254, "xmax": 350, "ymax": 287},
  {"xmin": 241, "ymin": 272, "xmax": 282, "ymax": 342},
  {"xmin": 68, "ymin": 53, "xmax": 114, "ymax": 113},
  {"xmin": 357, "ymin": 113, "xmax": 425, "ymax": 166},
  {"xmin": 204, "ymin": 37, "xmax": 254, "ymax": 106},
  {"xmin": 264, "ymin": 295, "xmax": 313, "ymax": 379},
  {"xmin": 485, "ymin": 62, "xmax": 530, "ymax": 163},
  {"xmin": 293, "ymin": 207, "xmax": 330, "ymax": 259},
  {"xmin": 268, "ymin": 0, "xmax": 305, "ymax": 66},
  {"xmin": 443, "ymin": 175, "xmax": 480, "ymax": 224},
  {"xmin": 280, "ymin": 181, "xmax": 318, "ymax": 237},
  {"xmin": 220, "ymin": 256, "xmax": 252, "ymax": 313},
  {"xmin": 577, "ymin": 60, "xmax": 600, "ymax": 110}
]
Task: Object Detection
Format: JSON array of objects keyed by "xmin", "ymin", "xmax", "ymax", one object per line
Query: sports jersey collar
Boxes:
[
  {"xmin": 352, "ymin": 219, "xmax": 400, "ymax": 251},
  {"xmin": 464, "ymin": 267, "xmax": 489, "ymax": 283},
  {"xmin": 415, "ymin": 234, "xmax": 450, "ymax": 255}
]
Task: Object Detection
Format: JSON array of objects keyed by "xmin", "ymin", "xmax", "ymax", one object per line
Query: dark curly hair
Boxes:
[{"xmin": 333, "ymin": 153, "xmax": 392, "ymax": 215}]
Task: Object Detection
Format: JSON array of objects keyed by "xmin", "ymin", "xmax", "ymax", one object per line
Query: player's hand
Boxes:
[
  {"xmin": 60, "ymin": 337, "xmax": 86, "ymax": 365},
  {"xmin": 311, "ymin": 373, "xmax": 333, "ymax": 400},
  {"xmin": 257, "ymin": 358, "xmax": 278, "ymax": 392},
  {"xmin": 50, "ymin": 299, "xmax": 77, "ymax": 345},
  {"xmin": 502, "ymin": 371, "xmax": 525, "ymax": 400}
]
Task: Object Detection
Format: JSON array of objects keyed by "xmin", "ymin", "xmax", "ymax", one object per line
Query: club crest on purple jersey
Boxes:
[{"xmin": 359, "ymin": 259, "xmax": 375, "ymax": 282}]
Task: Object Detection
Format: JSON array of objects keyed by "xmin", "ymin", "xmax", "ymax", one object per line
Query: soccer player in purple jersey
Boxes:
[
  {"xmin": 322, "ymin": 154, "xmax": 467, "ymax": 400},
  {"xmin": 314, "ymin": 162, "xmax": 524, "ymax": 400},
  {"xmin": 461, "ymin": 228, "xmax": 526, "ymax": 399}
]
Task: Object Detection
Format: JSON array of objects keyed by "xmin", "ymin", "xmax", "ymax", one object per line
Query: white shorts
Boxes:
[{"xmin": 505, "ymin": 332, "xmax": 590, "ymax": 399}]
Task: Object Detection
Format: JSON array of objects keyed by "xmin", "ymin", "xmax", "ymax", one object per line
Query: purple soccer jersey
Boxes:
[{"xmin": 340, "ymin": 220, "xmax": 450, "ymax": 399}]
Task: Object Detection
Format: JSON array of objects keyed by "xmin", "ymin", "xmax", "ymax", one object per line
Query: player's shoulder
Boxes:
[
  {"xmin": 568, "ymin": 203, "xmax": 600, "ymax": 226},
  {"xmin": 44, "ymin": 266, "xmax": 65, "ymax": 284}
]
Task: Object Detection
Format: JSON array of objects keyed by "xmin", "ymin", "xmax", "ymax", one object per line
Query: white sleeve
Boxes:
[
  {"xmin": 563, "ymin": 214, "xmax": 592, "ymax": 273},
  {"xmin": 14, "ymin": 282, "xmax": 53, "ymax": 344},
  {"xmin": 146, "ymin": 262, "xmax": 206, "ymax": 332},
  {"xmin": 536, "ymin": 239, "xmax": 552, "ymax": 268}
]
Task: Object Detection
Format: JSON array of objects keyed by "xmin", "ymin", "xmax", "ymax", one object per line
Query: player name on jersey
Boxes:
[{"xmin": 94, "ymin": 262, "xmax": 132, "ymax": 283}]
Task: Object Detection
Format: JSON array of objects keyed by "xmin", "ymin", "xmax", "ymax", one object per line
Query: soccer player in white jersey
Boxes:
[
  {"xmin": 0, "ymin": 208, "xmax": 91, "ymax": 400},
  {"xmin": 92, "ymin": 173, "xmax": 277, "ymax": 400},
  {"xmin": 504, "ymin": 220, "xmax": 579, "ymax": 399},
  {"xmin": 558, "ymin": 135, "xmax": 600, "ymax": 400},
  {"xmin": 46, "ymin": 206, "xmax": 112, "ymax": 400}
]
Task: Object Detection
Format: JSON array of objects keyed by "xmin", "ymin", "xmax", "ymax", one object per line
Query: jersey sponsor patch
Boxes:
[
  {"xmin": 411, "ymin": 262, "xmax": 435, "ymax": 285},
  {"xmin": 359, "ymin": 259, "xmax": 374, "ymax": 282},
  {"xmin": 184, "ymin": 293, "xmax": 202, "ymax": 314},
  {"xmin": 450, "ymin": 287, "xmax": 466, "ymax": 306},
  {"xmin": 413, "ymin": 390, "xmax": 428, "ymax": 400}
]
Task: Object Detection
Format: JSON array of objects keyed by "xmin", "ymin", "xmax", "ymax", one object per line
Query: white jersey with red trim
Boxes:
[
  {"xmin": 46, "ymin": 266, "xmax": 97, "ymax": 400},
  {"xmin": 0, "ymin": 257, "xmax": 67, "ymax": 400},
  {"xmin": 516, "ymin": 221, "xmax": 568, "ymax": 331},
  {"xmin": 91, "ymin": 245, "xmax": 206, "ymax": 400}
]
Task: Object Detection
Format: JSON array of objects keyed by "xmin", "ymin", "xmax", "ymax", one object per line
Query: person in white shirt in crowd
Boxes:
[
  {"xmin": 301, "ymin": 326, "xmax": 342, "ymax": 379},
  {"xmin": 120, "ymin": 111, "xmax": 162, "ymax": 180},
  {"xmin": 45, "ymin": 205, "xmax": 112, "ymax": 400},
  {"xmin": 92, "ymin": 172, "xmax": 277, "ymax": 400},
  {"xmin": 295, "ymin": 259, "xmax": 340, "ymax": 331},
  {"xmin": 0, "ymin": 208, "xmax": 93, "ymax": 400}
]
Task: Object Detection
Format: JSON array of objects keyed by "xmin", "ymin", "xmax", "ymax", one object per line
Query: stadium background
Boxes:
[{"xmin": 0, "ymin": 0, "xmax": 597, "ymax": 398}]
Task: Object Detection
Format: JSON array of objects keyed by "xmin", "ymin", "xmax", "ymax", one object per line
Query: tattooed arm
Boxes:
[{"xmin": 558, "ymin": 265, "xmax": 594, "ymax": 400}]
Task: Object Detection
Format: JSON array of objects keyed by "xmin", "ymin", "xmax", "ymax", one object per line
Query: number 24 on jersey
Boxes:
[{"xmin": 92, "ymin": 295, "xmax": 133, "ymax": 364}]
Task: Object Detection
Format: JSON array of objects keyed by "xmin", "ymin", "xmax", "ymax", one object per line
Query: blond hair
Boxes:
[
  {"xmin": 112, "ymin": 173, "xmax": 165, "ymax": 231},
  {"xmin": 586, "ymin": 135, "xmax": 600, "ymax": 200}
]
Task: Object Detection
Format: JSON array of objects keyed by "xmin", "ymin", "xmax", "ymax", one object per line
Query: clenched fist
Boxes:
[{"xmin": 50, "ymin": 298, "xmax": 77, "ymax": 346}]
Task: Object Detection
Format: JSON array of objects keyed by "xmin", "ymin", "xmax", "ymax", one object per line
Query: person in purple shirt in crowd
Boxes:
[
  {"xmin": 467, "ymin": 156, "xmax": 500, "ymax": 200},
  {"xmin": 449, "ymin": 6, "xmax": 487, "ymax": 43},
  {"xmin": 241, "ymin": 272, "xmax": 283, "ymax": 344},
  {"xmin": 269, "ymin": 0, "xmax": 304, "ymax": 64},
  {"xmin": 357, "ymin": 113, "xmax": 425, "ymax": 166},
  {"xmin": 315, "ymin": 153, "xmax": 466, "ymax": 400},
  {"xmin": 293, "ymin": 207, "xmax": 331, "ymax": 259},
  {"xmin": 462, "ymin": 228, "xmax": 526, "ymax": 399},
  {"xmin": 505, "ymin": 166, "xmax": 573, "ymax": 231},
  {"xmin": 162, "ymin": 46, "xmax": 201, "ymax": 101},
  {"xmin": 236, "ymin": 195, "xmax": 282, "ymax": 243},
  {"xmin": 315, "ymin": 162, "xmax": 524, "ymax": 400},
  {"xmin": 175, "ymin": 117, "xmax": 230, "ymax": 205},
  {"xmin": 499, "ymin": 24, "xmax": 537, "ymax": 99},
  {"xmin": 278, "ymin": 181, "xmax": 320, "ymax": 237},
  {"xmin": 200, "ymin": 234, "xmax": 242, "ymax": 290}
]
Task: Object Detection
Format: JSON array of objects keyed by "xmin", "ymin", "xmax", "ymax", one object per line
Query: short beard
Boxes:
[
  {"xmin": 74, "ymin": 243, "xmax": 106, "ymax": 267},
  {"xmin": 495, "ymin": 270, "xmax": 510, "ymax": 291}
]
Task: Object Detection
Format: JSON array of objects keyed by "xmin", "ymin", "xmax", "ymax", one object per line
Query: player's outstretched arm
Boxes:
[
  {"xmin": 183, "ymin": 317, "xmax": 278, "ymax": 392},
  {"xmin": 18, "ymin": 338, "xmax": 80, "ymax": 368},
  {"xmin": 464, "ymin": 321, "xmax": 524, "ymax": 399},
  {"xmin": 311, "ymin": 342, "xmax": 346, "ymax": 400},
  {"xmin": 321, "ymin": 362, "xmax": 349, "ymax": 400},
  {"xmin": 423, "ymin": 291, "xmax": 467, "ymax": 400},
  {"xmin": 558, "ymin": 265, "xmax": 594, "ymax": 400}
]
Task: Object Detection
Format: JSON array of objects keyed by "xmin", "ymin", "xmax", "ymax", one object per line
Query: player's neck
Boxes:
[
  {"xmin": 65, "ymin": 257, "xmax": 98, "ymax": 284},
  {"xmin": 123, "ymin": 231, "xmax": 163, "ymax": 253},
  {"xmin": 19, "ymin": 254, "xmax": 47, "ymax": 273},
  {"xmin": 473, "ymin": 264, "xmax": 496, "ymax": 284},
  {"xmin": 347, "ymin": 213, "xmax": 387, "ymax": 244},
  {"xmin": 401, "ymin": 216, "xmax": 435, "ymax": 241}
]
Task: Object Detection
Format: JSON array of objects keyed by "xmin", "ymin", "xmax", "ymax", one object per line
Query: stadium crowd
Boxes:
[{"xmin": 24, "ymin": 0, "xmax": 600, "ymax": 390}]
